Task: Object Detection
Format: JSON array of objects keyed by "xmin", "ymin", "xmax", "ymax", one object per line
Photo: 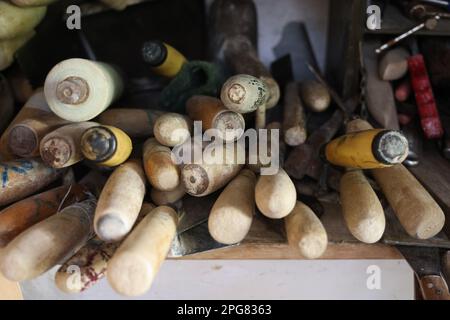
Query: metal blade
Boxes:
[
  {"xmin": 176, "ymin": 190, "xmax": 222, "ymax": 234},
  {"xmin": 396, "ymin": 245, "xmax": 442, "ymax": 277},
  {"xmin": 169, "ymin": 222, "xmax": 234, "ymax": 257}
]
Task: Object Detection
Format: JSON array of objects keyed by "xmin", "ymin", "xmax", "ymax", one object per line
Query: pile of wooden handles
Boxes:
[{"xmin": 0, "ymin": 33, "xmax": 445, "ymax": 298}]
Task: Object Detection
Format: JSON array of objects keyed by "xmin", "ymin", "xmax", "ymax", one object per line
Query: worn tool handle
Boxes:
[
  {"xmin": 285, "ymin": 201, "xmax": 328, "ymax": 259},
  {"xmin": 418, "ymin": 275, "xmax": 450, "ymax": 300},
  {"xmin": 0, "ymin": 183, "xmax": 88, "ymax": 247},
  {"xmin": 0, "ymin": 199, "xmax": 96, "ymax": 281},
  {"xmin": 347, "ymin": 119, "xmax": 445, "ymax": 239},
  {"xmin": 208, "ymin": 169, "xmax": 256, "ymax": 244},
  {"xmin": 94, "ymin": 159, "xmax": 146, "ymax": 242},
  {"xmin": 44, "ymin": 58, "xmax": 123, "ymax": 122},
  {"xmin": 340, "ymin": 170, "xmax": 385, "ymax": 243},
  {"xmin": 99, "ymin": 108, "xmax": 163, "ymax": 138},
  {"xmin": 282, "ymin": 82, "xmax": 307, "ymax": 146},
  {"xmin": 107, "ymin": 205, "xmax": 178, "ymax": 296},
  {"xmin": 255, "ymin": 168, "xmax": 296, "ymax": 219}
]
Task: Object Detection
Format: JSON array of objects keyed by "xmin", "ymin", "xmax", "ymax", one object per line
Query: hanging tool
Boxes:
[{"xmin": 375, "ymin": 16, "xmax": 440, "ymax": 54}]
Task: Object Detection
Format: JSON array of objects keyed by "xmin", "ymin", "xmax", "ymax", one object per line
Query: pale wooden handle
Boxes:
[
  {"xmin": 347, "ymin": 119, "xmax": 445, "ymax": 239},
  {"xmin": 0, "ymin": 200, "xmax": 95, "ymax": 281},
  {"xmin": 419, "ymin": 275, "xmax": 450, "ymax": 300},
  {"xmin": 283, "ymin": 82, "xmax": 307, "ymax": 146},
  {"xmin": 255, "ymin": 168, "xmax": 296, "ymax": 219},
  {"xmin": 372, "ymin": 165, "xmax": 445, "ymax": 239},
  {"xmin": 340, "ymin": 170, "xmax": 385, "ymax": 243},
  {"xmin": 94, "ymin": 160, "xmax": 146, "ymax": 242},
  {"xmin": 285, "ymin": 201, "xmax": 328, "ymax": 259},
  {"xmin": 208, "ymin": 169, "xmax": 256, "ymax": 244},
  {"xmin": 107, "ymin": 206, "xmax": 178, "ymax": 296}
]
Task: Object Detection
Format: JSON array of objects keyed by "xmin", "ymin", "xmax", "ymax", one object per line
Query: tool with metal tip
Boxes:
[{"xmin": 375, "ymin": 16, "xmax": 440, "ymax": 54}]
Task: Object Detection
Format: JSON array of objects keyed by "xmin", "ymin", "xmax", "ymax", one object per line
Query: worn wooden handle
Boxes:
[
  {"xmin": 0, "ymin": 199, "xmax": 96, "ymax": 281},
  {"xmin": 143, "ymin": 138, "xmax": 180, "ymax": 191},
  {"xmin": 181, "ymin": 142, "xmax": 243, "ymax": 197},
  {"xmin": 56, "ymin": 202, "xmax": 155, "ymax": 293},
  {"xmin": 44, "ymin": 58, "xmax": 123, "ymax": 122},
  {"xmin": 0, "ymin": 183, "xmax": 88, "ymax": 247},
  {"xmin": 340, "ymin": 170, "xmax": 385, "ymax": 243},
  {"xmin": 8, "ymin": 114, "xmax": 71, "ymax": 158},
  {"xmin": 255, "ymin": 168, "xmax": 296, "ymax": 219},
  {"xmin": 347, "ymin": 119, "xmax": 445, "ymax": 239},
  {"xmin": 418, "ymin": 275, "xmax": 450, "ymax": 300},
  {"xmin": 40, "ymin": 122, "xmax": 98, "ymax": 168},
  {"xmin": 94, "ymin": 160, "xmax": 146, "ymax": 242},
  {"xmin": 99, "ymin": 108, "xmax": 163, "ymax": 138},
  {"xmin": 283, "ymin": 82, "xmax": 307, "ymax": 146},
  {"xmin": 107, "ymin": 205, "xmax": 178, "ymax": 296},
  {"xmin": 285, "ymin": 201, "xmax": 328, "ymax": 259},
  {"xmin": 209, "ymin": 169, "xmax": 256, "ymax": 244},
  {"xmin": 153, "ymin": 112, "xmax": 191, "ymax": 147},
  {"xmin": 0, "ymin": 158, "xmax": 62, "ymax": 207}
]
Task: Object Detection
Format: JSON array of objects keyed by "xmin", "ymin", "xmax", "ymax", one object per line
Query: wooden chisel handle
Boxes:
[
  {"xmin": 418, "ymin": 275, "xmax": 450, "ymax": 300},
  {"xmin": 340, "ymin": 170, "xmax": 385, "ymax": 243},
  {"xmin": 0, "ymin": 199, "xmax": 96, "ymax": 281},
  {"xmin": 285, "ymin": 201, "xmax": 328, "ymax": 259},
  {"xmin": 347, "ymin": 119, "xmax": 445, "ymax": 239},
  {"xmin": 107, "ymin": 206, "xmax": 178, "ymax": 296}
]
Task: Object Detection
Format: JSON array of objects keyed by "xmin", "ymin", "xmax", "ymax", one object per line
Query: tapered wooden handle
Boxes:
[
  {"xmin": 56, "ymin": 202, "xmax": 155, "ymax": 293},
  {"xmin": 94, "ymin": 160, "xmax": 146, "ymax": 242},
  {"xmin": 285, "ymin": 201, "xmax": 328, "ymax": 259},
  {"xmin": 373, "ymin": 165, "xmax": 445, "ymax": 239},
  {"xmin": 143, "ymin": 138, "xmax": 180, "ymax": 191},
  {"xmin": 107, "ymin": 206, "xmax": 178, "ymax": 296},
  {"xmin": 283, "ymin": 82, "xmax": 306, "ymax": 146},
  {"xmin": 208, "ymin": 169, "xmax": 256, "ymax": 244},
  {"xmin": 0, "ymin": 199, "xmax": 96, "ymax": 281},
  {"xmin": 255, "ymin": 168, "xmax": 296, "ymax": 219},
  {"xmin": 347, "ymin": 119, "xmax": 445, "ymax": 239},
  {"xmin": 418, "ymin": 275, "xmax": 450, "ymax": 300},
  {"xmin": 340, "ymin": 170, "xmax": 385, "ymax": 243},
  {"xmin": 0, "ymin": 183, "xmax": 88, "ymax": 247}
]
